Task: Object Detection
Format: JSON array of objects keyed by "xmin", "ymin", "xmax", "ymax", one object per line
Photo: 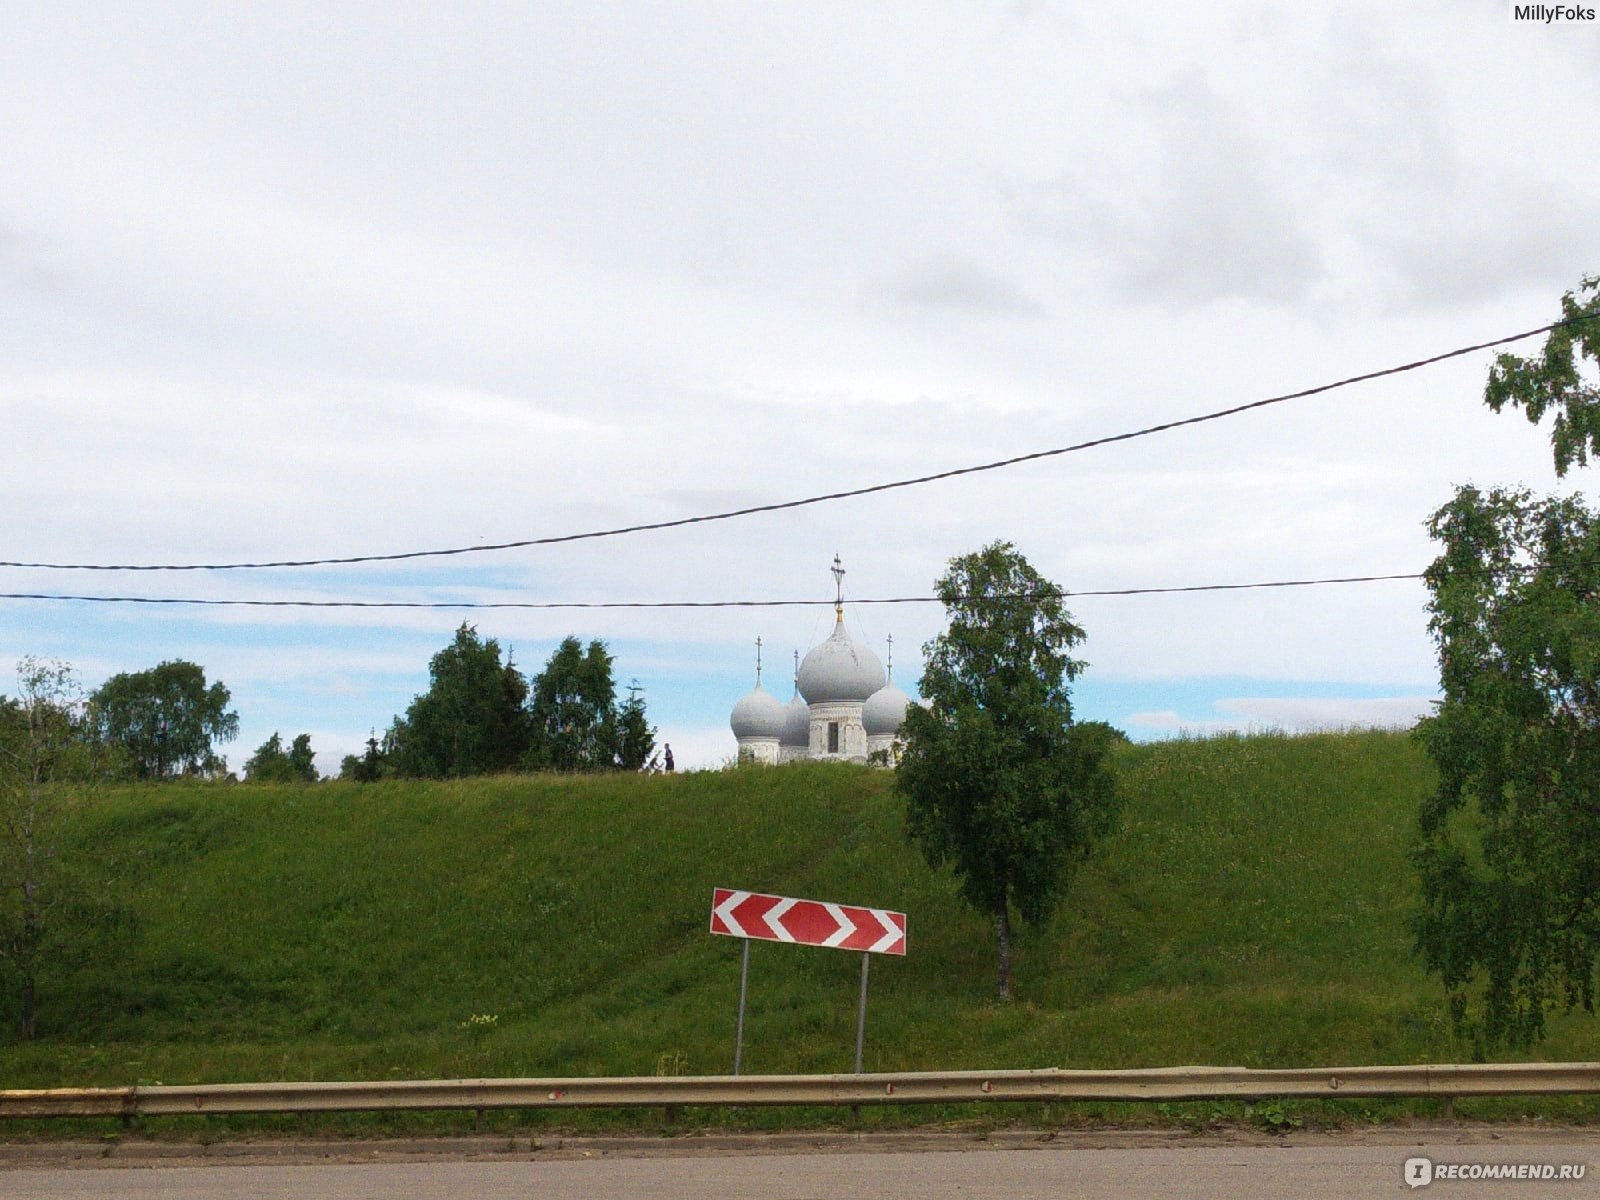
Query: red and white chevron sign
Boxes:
[{"xmin": 710, "ymin": 887, "xmax": 906, "ymax": 956}]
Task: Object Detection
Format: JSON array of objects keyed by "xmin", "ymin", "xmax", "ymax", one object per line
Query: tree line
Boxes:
[
  {"xmin": 1, "ymin": 658, "xmax": 238, "ymax": 784},
  {"xmin": 0, "ymin": 624, "xmax": 655, "ymax": 787},
  {"xmin": 345, "ymin": 624, "xmax": 656, "ymax": 781}
]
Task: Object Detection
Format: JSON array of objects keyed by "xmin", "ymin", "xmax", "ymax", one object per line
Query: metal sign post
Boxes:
[
  {"xmin": 733, "ymin": 939, "xmax": 750, "ymax": 1075},
  {"xmin": 711, "ymin": 887, "xmax": 906, "ymax": 1075},
  {"xmin": 853, "ymin": 951, "xmax": 870, "ymax": 1074}
]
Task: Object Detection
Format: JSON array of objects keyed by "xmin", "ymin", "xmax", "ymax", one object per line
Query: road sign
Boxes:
[{"xmin": 710, "ymin": 887, "xmax": 906, "ymax": 956}]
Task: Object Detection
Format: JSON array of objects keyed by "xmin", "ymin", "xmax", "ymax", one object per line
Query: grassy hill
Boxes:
[{"xmin": 2, "ymin": 729, "xmax": 1597, "ymax": 1128}]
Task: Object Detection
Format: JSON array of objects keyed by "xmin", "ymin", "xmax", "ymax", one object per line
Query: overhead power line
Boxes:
[
  {"xmin": 5, "ymin": 311, "xmax": 1597, "ymax": 574},
  {"xmin": 0, "ymin": 573, "xmax": 1425, "ymax": 609}
]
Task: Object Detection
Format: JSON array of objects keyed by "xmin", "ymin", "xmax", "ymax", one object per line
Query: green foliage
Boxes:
[
  {"xmin": 1413, "ymin": 485, "xmax": 1600, "ymax": 1049},
  {"xmin": 88, "ymin": 660, "xmax": 238, "ymax": 780},
  {"xmin": 377, "ymin": 629, "xmax": 652, "ymax": 778},
  {"xmin": 339, "ymin": 735, "xmax": 389, "ymax": 783},
  {"xmin": 616, "ymin": 680, "xmax": 656, "ymax": 772},
  {"xmin": 1484, "ymin": 275, "xmax": 1600, "ymax": 478},
  {"xmin": 1073, "ymin": 720, "xmax": 1131, "ymax": 746},
  {"xmin": 244, "ymin": 733, "xmax": 319, "ymax": 783},
  {"xmin": 0, "ymin": 659, "xmax": 104, "ymax": 1039},
  {"xmin": 525, "ymin": 636, "xmax": 619, "ymax": 772},
  {"xmin": 387, "ymin": 624, "xmax": 529, "ymax": 779},
  {"xmin": 1250, "ymin": 1100, "xmax": 1303, "ymax": 1134},
  {"xmin": 1409, "ymin": 276, "xmax": 1600, "ymax": 1052},
  {"xmin": 288, "ymin": 733, "xmax": 316, "ymax": 782},
  {"xmin": 896, "ymin": 541, "xmax": 1119, "ymax": 1000}
]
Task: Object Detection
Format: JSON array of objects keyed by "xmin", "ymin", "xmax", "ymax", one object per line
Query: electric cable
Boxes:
[
  {"xmin": 5, "ymin": 312, "xmax": 1595, "ymax": 573},
  {"xmin": 0, "ymin": 572, "xmax": 1426, "ymax": 609}
]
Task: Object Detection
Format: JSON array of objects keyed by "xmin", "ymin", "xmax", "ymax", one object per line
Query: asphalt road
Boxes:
[{"xmin": 3, "ymin": 1132, "xmax": 1597, "ymax": 1199}]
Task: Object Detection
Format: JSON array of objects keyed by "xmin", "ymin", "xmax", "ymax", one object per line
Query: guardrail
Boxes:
[{"xmin": 4, "ymin": 1063, "xmax": 1599, "ymax": 1119}]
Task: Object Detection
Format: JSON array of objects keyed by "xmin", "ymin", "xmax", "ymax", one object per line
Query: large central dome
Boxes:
[{"xmin": 797, "ymin": 616, "xmax": 885, "ymax": 704}]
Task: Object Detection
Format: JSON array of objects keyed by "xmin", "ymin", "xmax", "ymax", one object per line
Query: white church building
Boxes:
[{"xmin": 729, "ymin": 558, "xmax": 912, "ymax": 766}]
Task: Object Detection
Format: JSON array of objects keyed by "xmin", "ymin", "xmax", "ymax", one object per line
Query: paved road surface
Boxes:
[{"xmin": 4, "ymin": 1135, "xmax": 1597, "ymax": 1199}]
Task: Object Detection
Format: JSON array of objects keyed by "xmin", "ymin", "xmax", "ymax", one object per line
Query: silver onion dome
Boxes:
[
  {"xmin": 779, "ymin": 691, "xmax": 811, "ymax": 747},
  {"xmin": 862, "ymin": 682, "xmax": 911, "ymax": 736},
  {"xmin": 730, "ymin": 684, "xmax": 785, "ymax": 739}
]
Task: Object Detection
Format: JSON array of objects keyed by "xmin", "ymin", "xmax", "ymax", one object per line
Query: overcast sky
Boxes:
[{"xmin": 4, "ymin": 2, "xmax": 1599, "ymax": 771}]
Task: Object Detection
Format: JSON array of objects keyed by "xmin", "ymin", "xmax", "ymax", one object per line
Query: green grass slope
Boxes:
[{"xmin": 2, "ymin": 729, "xmax": 1596, "ymax": 1105}]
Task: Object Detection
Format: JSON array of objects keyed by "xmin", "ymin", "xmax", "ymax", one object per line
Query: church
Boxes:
[{"xmin": 729, "ymin": 558, "xmax": 911, "ymax": 766}]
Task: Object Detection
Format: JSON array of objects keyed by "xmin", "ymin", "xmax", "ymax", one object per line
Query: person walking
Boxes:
[{"xmin": 663, "ymin": 743, "xmax": 675, "ymax": 772}]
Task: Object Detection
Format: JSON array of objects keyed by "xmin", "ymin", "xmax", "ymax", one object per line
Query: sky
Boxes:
[{"xmin": 3, "ymin": 1, "xmax": 1599, "ymax": 773}]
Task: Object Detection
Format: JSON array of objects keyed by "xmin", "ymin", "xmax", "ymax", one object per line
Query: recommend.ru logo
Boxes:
[{"xmin": 1404, "ymin": 1155, "xmax": 1588, "ymax": 1187}]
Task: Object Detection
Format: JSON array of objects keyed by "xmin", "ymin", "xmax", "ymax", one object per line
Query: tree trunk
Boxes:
[{"xmin": 995, "ymin": 903, "xmax": 1014, "ymax": 1002}]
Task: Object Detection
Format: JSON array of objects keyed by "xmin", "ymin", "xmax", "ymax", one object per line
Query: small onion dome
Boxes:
[
  {"xmin": 798, "ymin": 617, "xmax": 886, "ymax": 704},
  {"xmin": 730, "ymin": 684, "xmax": 785, "ymax": 739},
  {"xmin": 780, "ymin": 692, "xmax": 811, "ymax": 748},
  {"xmin": 862, "ymin": 683, "xmax": 911, "ymax": 736}
]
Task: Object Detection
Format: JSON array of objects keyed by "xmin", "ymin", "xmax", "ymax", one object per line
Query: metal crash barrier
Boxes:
[{"xmin": 4, "ymin": 1062, "xmax": 1599, "ymax": 1119}]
